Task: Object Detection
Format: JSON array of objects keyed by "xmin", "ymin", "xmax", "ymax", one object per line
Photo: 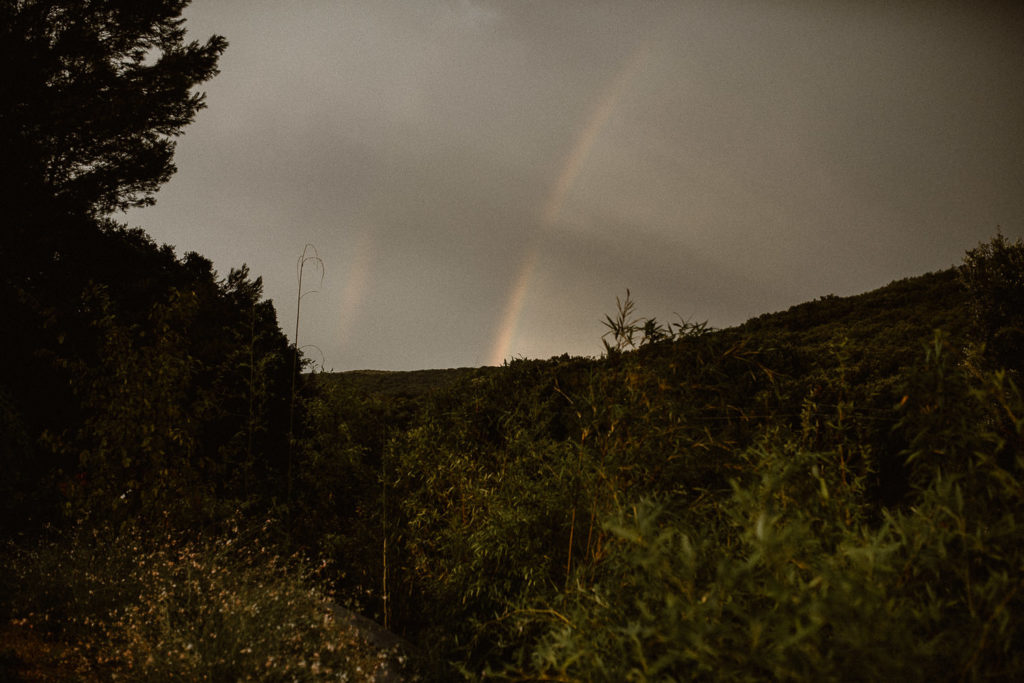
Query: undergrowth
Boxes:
[
  {"xmin": 501, "ymin": 335, "xmax": 1024, "ymax": 681},
  {"xmin": 0, "ymin": 520, "xmax": 402, "ymax": 681}
]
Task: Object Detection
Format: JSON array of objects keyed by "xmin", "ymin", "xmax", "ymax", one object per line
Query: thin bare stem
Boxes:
[{"xmin": 287, "ymin": 244, "xmax": 325, "ymax": 506}]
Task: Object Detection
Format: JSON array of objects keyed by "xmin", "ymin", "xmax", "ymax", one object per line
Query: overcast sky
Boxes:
[{"xmin": 124, "ymin": 1, "xmax": 1024, "ymax": 371}]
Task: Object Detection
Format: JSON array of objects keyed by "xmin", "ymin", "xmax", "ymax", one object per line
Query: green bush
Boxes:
[
  {"xmin": 512, "ymin": 337, "xmax": 1024, "ymax": 682},
  {"xmin": 960, "ymin": 233, "xmax": 1024, "ymax": 374}
]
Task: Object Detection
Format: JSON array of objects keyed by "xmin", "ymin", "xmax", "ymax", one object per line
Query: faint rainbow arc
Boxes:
[
  {"xmin": 335, "ymin": 229, "xmax": 374, "ymax": 353},
  {"xmin": 488, "ymin": 45, "xmax": 650, "ymax": 366},
  {"xmin": 489, "ymin": 248, "xmax": 538, "ymax": 365}
]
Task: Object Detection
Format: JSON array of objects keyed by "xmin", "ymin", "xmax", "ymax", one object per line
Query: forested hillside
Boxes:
[
  {"xmin": 3, "ymin": 2, "xmax": 1024, "ymax": 681},
  {"xmin": 290, "ymin": 259, "xmax": 1024, "ymax": 679}
]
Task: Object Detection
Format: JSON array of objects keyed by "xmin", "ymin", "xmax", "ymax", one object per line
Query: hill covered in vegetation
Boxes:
[
  {"xmin": 257, "ymin": 256, "xmax": 1018, "ymax": 680},
  {"xmin": 5, "ymin": 233, "xmax": 1024, "ymax": 679}
]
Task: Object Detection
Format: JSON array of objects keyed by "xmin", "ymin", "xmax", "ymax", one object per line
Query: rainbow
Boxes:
[
  {"xmin": 488, "ymin": 44, "xmax": 650, "ymax": 366},
  {"xmin": 335, "ymin": 229, "xmax": 374, "ymax": 352},
  {"xmin": 489, "ymin": 247, "xmax": 539, "ymax": 366}
]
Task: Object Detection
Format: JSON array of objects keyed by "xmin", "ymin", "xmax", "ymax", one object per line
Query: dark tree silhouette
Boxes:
[
  {"xmin": 0, "ymin": 0, "xmax": 226, "ymax": 225},
  {"xmin": 0, "ymin": 1, "xmax": 233, "ymax": 531}
]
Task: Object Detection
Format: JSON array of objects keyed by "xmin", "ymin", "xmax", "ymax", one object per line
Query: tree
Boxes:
[
  {"xmin": 0, "ymin": 1, "xmax": 228, "ymax": 531},
  {"xmin": 0, "ymin": 0, "xmax": 226, "ymax": 227},
  {"xmin": 960, "ymin": 233, "xmax": 1024, "ymax": 374}
]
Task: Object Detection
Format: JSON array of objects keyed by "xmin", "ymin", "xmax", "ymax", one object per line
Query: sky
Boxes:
[{"xmin": 124, "ymin": 1, "xmax": 1024, "ymax": 371}]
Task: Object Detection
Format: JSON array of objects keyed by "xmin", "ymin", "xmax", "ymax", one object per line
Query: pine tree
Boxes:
[{"xmin": 0, "ymin": 0, "xmax": 226, "ymax": 226}]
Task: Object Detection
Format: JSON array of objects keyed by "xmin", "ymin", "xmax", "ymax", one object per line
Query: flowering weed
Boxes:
[{"xmin": 1, "ymin": 520, "xmax": 404, "ymax": 681}]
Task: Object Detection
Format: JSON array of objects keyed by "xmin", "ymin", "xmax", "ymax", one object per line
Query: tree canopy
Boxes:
[
  {"xmin": 0, "ymin": 0, "xmax": 226, "ymax": 224},
  {"xmin": 0, "ymin": 2, "xmax": 299, "ymax": 533}
]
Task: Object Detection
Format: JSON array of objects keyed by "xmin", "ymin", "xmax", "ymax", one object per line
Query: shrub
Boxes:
[
  {"xmin": 960, "ymin": 233, "xmax": 1024, "ymax": 374},
  {"xmin": 512, "ymin": 339, "xmax": 1024, "ymax": 682}
]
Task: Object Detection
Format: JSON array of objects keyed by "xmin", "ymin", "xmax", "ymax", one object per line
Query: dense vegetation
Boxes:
[
  {"xmin": 299, "ymin": 259, "xmax": 1023, "ymax": 680},
  {"xmin": 3, "ymin": 2, "xmax": 1024, "ymax": 680}
]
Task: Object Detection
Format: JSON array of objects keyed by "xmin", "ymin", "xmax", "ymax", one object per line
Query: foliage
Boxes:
[
  {"xmin": 514, "ymin": 335, "xmax": 1024, "ymax": 682},
  {"xmin": 1, "ymin": 247, "xmax": 294, "ymax": 532},
  {"xmin": 0, "ymin": 520, "xmax": 400, "ymax": 681},
  {"xmin": 0, "ymin": 0, "xmax": 226, "ymax": 219},
  {"xmin": 284, "ymin": 246, "xmax": 1021, "ymax": 680},
  {"xmin": 4, "ymin": 232, "xmax": 1020, "ymax": 679},
  {"xmin": 960, "ymin": 232, "xmax": 1024, "ymax": 374},
  {"xmin": 41, "ymin": 263, "xmax": 293, "ymax": 527},
  {"xmin": 0, "ymin": 0, "xmax": 281, "ymax": 534},
  {"xmin": 0, "ymin": 2, "xmax": 403, "ymax": 677},
  {"xmin": 602, "ymin": 289, "xmax": 709, "ymax": 353}
]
